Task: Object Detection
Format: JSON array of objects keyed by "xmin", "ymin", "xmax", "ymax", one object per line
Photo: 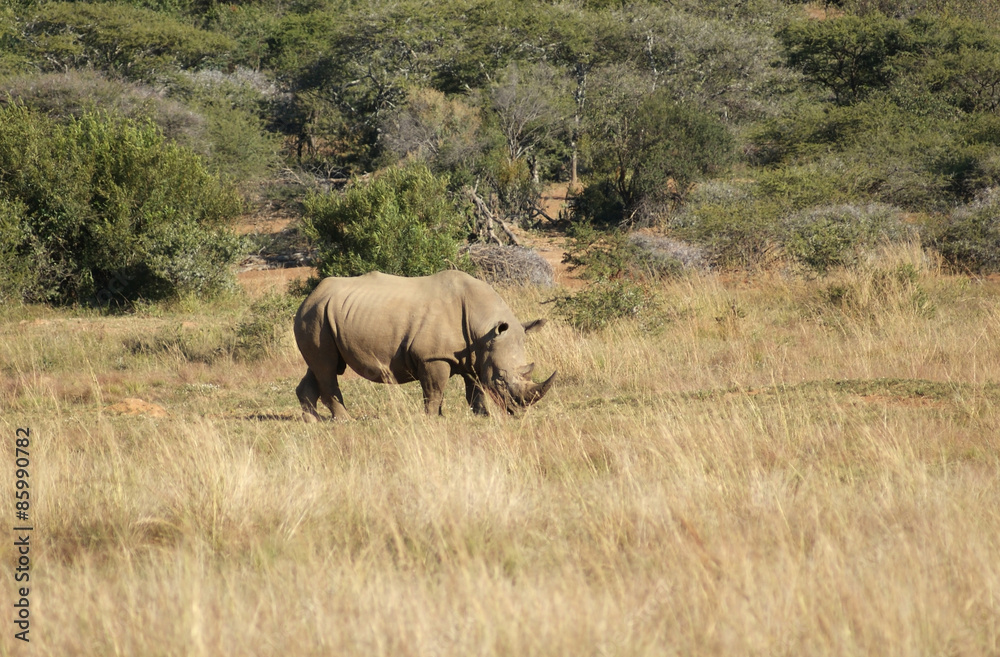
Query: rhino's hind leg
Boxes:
[
  {"xmin": 298, "ymin": 366, "xmax": 352, "ymax": 422},
  {"xmin": 296, "ymin": 369, "xmax": 322, "ymax": 423},
  {"xmin": 314, "ymin": 362, "xmax": 352, "ymax": 422}
]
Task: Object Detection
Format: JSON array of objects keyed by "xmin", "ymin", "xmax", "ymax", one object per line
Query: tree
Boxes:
[
  {"xmin": 381, "ymin": 87, "xmax": 482, "ymax": 174},
  {"xmin": 542, "ymin": 5, "xmax": 622, "ymax": 187},
  {"xmin": 24, "ymin": 2, "xmax": 235, "ymax": 80},
  {"xmin": 779, "ymin": 14, "xmax": 915, "ymax": 105},
  {"xmin": 487, "ymin": 63, "xmax": 570, "ymax": 179},
  {"xmin": 585, "ymin": 74, "xmax": 734, "ymax": 225}
]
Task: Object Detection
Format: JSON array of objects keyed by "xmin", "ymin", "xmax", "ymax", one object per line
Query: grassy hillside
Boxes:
[{"xmin": 2, "ymin": 244, "xmax": 999, "ymax": 654}]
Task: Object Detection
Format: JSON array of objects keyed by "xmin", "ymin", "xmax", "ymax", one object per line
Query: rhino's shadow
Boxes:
[
  {"xmin": 239, "ymin": 413, "xmax": 299, "ymax": 422},
  {"xmin": 237, "ymin": 412, "xmax": 380, "ymax": 422}
]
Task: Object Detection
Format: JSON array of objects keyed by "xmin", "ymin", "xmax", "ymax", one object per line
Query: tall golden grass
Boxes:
[{"xmin": 1, "ymin": 245, "xmax": 998, "ymax": 655}]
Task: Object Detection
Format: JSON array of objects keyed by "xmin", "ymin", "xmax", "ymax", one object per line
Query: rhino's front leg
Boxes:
[
  {"xmin": 418, "ymin": 361, "xmax": 451, "ymax": 416},
  {"xmin": 463, "ymin": 375, "xmax": 490, "ymax": 416}
]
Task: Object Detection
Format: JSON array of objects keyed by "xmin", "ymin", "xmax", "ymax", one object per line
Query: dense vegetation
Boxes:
[{"xmin": 4, "ymin": 0, "xmax": 1000, "ymax": 304}]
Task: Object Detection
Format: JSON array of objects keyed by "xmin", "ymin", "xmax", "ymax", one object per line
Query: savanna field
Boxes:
[
  {"xmin": 2, "ymin": 244, "xmax": 998, "ymax": 656},
  {"xmin": 6, "ymin": 0, "xmax": 1000, "ymax": 653}
]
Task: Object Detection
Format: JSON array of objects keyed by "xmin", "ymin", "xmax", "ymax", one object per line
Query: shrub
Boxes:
[
  {"xmin": 303, "ymin": 163, "xmax": 470, "ymax": 278},
  {"xmin": 570, "ymin": 180, "xmax": 625, "ymax": 229},
  {"xmin": 2, "ymin": 70, "xmax": 279, "ymax": 184},
  {"xmin": 0, "ymin": 7, "xmax": 31, "ymax": 75},
  {"xmin": 627, "ymin": 234, "xmax": 709, "ymax": 274},
  {"xmin": 786, "ymin": 203, "xmax": 913, "ymax": 273},
  {"xmin": 928, "ymin": 188, "xmax": 1000, "ymax": 273},
  {"xmin": 168, "ymin": 68, "xmax": 282, "ymax": 182},
  {"xmin": 381, "ymin": 87, "xmax": 483, "ymax": 174},
  {"xmin": 672, "ymin": 164, "xmax": 931, "ymax": 273},
  {"xmin": 0, "ymin": 198, "xmax": 40, "ymax": 303},
  {"xmin": 553, "ymin": 280, "xmax": 665, "ymax": 333},
  {"xmin": 669, "ymin": 197, "xmax": 789, "ymax": 271},
  {"xmin": 821, "ymin": 261, "xmax": 934, "ymax": 321},
  {"xmin": 563, "ymin": 223, "xmax": 688, "ymax": 281},
  {"xmin": 0, "ymin": 105, "xmax": 244, "ymax": 305},
  {"xmin": 233, "ymin": 294, "xmax": 300, "ymax": 361},
  {"xmin": 475, "ymin": 149, "xmax": 542, "ymax": 227}
]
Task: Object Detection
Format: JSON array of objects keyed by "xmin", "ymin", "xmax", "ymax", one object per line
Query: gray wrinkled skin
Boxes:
[{"xmin": 294, "ymin": 270, "xmax": 556, "ymax": 421}]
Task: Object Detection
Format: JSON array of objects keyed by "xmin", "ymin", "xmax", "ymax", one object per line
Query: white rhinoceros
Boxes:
[{"xmin": 293, "ymin": 270, "xmax": 556, "ymax": 421}]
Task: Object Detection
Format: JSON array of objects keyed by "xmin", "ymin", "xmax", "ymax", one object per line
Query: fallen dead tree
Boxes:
[{"xmin": 463, "ymin": 186, "xmax": 520, "ymax": 246}]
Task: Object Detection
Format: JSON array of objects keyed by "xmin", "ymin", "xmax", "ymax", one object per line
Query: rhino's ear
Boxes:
[{"xmin": 522, "ymin": 318, "xmax": 547, "ymax": 334}]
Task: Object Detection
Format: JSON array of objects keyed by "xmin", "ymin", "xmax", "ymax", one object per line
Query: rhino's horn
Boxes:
[{"xmin": 523, "ymin": 370, "xmax": 557, "ymax": 406}]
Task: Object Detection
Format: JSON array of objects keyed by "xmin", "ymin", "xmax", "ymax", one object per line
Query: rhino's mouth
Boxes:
[{"xmin": 492, "ymin": 368, "xmax": 557, "ymax": 412}]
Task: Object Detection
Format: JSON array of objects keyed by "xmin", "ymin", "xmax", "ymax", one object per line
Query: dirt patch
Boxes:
[
  {"xmin": 515, "ymin": 183, "xmax": 587, "ymax": 290},
  {"xmin": 236, "ymin": 266, "xmax": 315, "ymax": 298},
  {"xmin": 538, "ymin": 182, "xmax": 574, "ymax": 222},
  {"xmin": 107, "ymin": 398, "xmax": 169, "ymax": 418},
  {"xmin": 234, "ymin": 199, "xmax": 299, "ymax": 236},
  {"xmin": 530, "ymin": 238, "xmax": 584, "ymax": 290}
]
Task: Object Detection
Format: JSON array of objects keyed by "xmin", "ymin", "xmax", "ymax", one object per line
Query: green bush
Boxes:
[
  {"xmin": 1, "ymin": 70, "xmax": 279, "ymax": 184},
  {"xmin": 671, "ymin": 184, "xmax": 915, "ymax": 273},
  {"xmin": 563, "ymin": 223, "xmax": 684, "ymax": 281},
  {"xmin": 0, "ymin": 104, "xmax": 244, "ymax": 305},
  {"xmin": 233, "ymin": 294, "xmax": 301, "ymax": 361},
  {"xmin": 0, "ymin": 198, "xmax": 38, "ymax": 303},
  {"xmin": 303, "ymin": 163, "xmax": 470, "ymax": 278},
  {"xmin": 927, "ymin": 189, "xmax": 1000, "ymax": 273},
  {"xmin": 570, "ymin": 180, "xmax": 625, "ymax": 229},
  {"xmin": 670, "ymin": 196, "xmax": 789, "ymax": 270},
  {"xmin": 0, "ymin": 7, "xmax": 31, "ymax": 75},
  {"xmin": 553, "ymin": 280, "xmax": 665, "ymax": 333},
  {"xmin": 786, "ymin": 204, "xmax": 912, "ymax": 273}
]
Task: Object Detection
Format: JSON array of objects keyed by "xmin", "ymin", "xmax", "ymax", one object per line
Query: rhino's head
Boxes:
[{"xmin": 477, "ymin": 318, "xmax": 556, "ymax": 413}]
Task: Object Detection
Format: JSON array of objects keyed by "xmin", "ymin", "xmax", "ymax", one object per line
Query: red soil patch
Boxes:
[
  {"xmin": 107, "ymin": 398, "xmax": 169, "ymax": 418},
  {"xmin": 516, "ymin": 183, "xmax": 587, "ymax": 290}
]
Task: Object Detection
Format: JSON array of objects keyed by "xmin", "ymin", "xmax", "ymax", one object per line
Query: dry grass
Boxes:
[{"xmin": 1, "ymin": 247, "xmax": 999, "ymax": 656}]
